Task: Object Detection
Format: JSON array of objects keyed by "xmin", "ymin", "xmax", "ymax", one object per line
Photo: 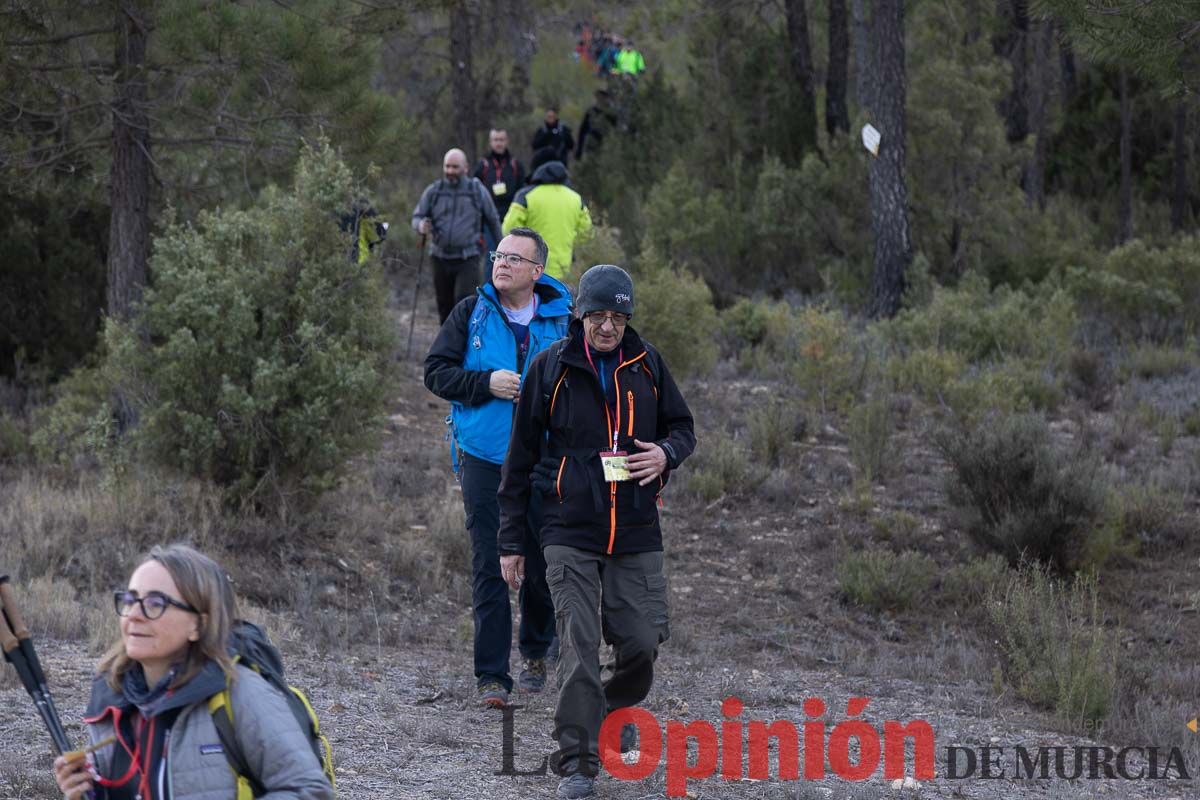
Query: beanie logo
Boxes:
[{"xmin": 615, "ymin": 293, "xmax": 631, "ymax": 304}]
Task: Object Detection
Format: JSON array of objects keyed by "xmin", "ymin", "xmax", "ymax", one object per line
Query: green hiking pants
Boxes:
[{"xmin": 544, "ymin": 544, "xmax": 670, "ymax": 777}]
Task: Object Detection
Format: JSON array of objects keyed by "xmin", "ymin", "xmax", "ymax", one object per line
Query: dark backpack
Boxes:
[{"xmin": 207, "ymin": 621, "xmax": 337, "ymax": 799}]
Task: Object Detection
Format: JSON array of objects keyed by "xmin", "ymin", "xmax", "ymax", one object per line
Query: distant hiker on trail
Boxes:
[
  {"xmin": 52, "ymin": 545, "xmax": 331, "ymax": 800},
  {"xmin": 424, "ymin": 227, "xmax": 572, "ymax": 710},
  {"xmin": 614, "ymin": 39, "xmax": 646, "ymax": 76},
  {"xmin": 532, "ymin": 107, "xmax": 575, "ymax": 167},
  {"xmin": 412, "ymin": 148, "xmax": 502, "ymax": 323},
  {"xmin": 575, "ymin": 90, "xmax": 618, "ymax": 161},
  {"xmin": 473, "ymin": 128, "xmax": 526, "ymax": 278},
  {"xmin": 497, "ymin": 265, "xmax": 696, "ymax": 799},
  {"xmin": 503, "ymin": 160, "xmax": 593, "ymax": 283},
  {"xmin": 595, "ymin": 35, "xmax": 619, "ymax": 76}
]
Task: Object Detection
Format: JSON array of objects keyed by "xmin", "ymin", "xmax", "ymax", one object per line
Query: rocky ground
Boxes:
[{"xmin": 2, "ymin": 263, "xmax": 1198, "ymax": 799}]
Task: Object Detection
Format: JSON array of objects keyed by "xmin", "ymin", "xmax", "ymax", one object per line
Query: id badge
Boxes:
[
  {"xmin": 492, "ymin": 181, "xmax": 508, "ymax": 196},
  {"xmin": 600, "ymin": 450, "xmax": 630, "ymax": 482}
]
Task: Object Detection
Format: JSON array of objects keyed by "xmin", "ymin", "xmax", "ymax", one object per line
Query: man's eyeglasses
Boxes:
[
  {"xmin": 113, "ymin": 590, "xmax": 199, "ymax": 620},
  {"xmin": 583, "ymin": 311, "xmax": 631, "ymax": 328},
  {"xmin": 489, "ymin": 251, "xmax": 542, "ymax": 268}
]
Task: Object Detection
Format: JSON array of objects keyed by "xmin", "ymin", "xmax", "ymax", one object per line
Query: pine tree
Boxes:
[{"xmin": 0, "ymin": 1, "xmax": 397, "ymax": 321}]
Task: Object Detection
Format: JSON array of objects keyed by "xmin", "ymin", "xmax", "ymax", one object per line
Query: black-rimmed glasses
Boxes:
[{"xmin": 113, "ymin": 590, "xmax": 199, "ymax": 620}]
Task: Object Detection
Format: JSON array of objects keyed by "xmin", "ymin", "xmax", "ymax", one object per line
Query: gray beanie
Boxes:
[{"xmin": 577, "ymin": 264, "xmax": 634, "ymax": 317}]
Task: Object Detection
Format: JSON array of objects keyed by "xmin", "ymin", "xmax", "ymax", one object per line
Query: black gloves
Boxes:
[{"xmin": 530, "ymin": 456, "xmax": 560, "ymax": 495}]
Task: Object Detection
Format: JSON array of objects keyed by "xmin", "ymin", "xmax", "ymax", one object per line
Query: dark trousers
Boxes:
[
  {"xmin": 433, "ymin": 254, "xmax": 481, "ymax": 324},
  {"xmin": 544, "ymin": 545, "xmax": 670, "ymax": 776},
  {"xmin": 460, "ymin": 452, "xmax": 556, "ymax": 691}
]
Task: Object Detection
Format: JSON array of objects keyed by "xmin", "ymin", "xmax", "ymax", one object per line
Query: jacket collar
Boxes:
[
  {"xmin": 86, "ymin": 660, "xmax": 228, "ymax": 720},
  {"xmin": 480, "ymin": 273, "xmax": 573, "ymax": 319}
]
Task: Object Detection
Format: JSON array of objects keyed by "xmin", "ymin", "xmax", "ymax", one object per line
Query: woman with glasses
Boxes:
[{"xmin": 52, "ymin": 544, "xmax": 331, "ymax": 800}]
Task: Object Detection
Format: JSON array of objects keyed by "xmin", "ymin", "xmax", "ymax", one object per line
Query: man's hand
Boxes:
[
  {"xmin": 500, "ymin": 554, "xmax": 525, "ymax": 590},
  {"xmin": 628, "ymin": 439, "xmax": 667, "ymax": 486},
  {"xmin": 418, "ymin": 218, "xmax": 433, "ymax": 236},
  {"xmin": 530, "ymin": 456, "xmax": 560, "ymax": 495},
  {"xmin": 489, "ymin": 369, "xmax": 521, "ymax": 401}
]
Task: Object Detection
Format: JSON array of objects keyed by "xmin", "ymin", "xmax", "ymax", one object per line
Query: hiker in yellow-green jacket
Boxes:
[
  {"xmin": 502, "ymin": 161, "xmax": 592, "ymax": 282},
  {"xmin": 613, "ymin": 40, "xmax": 645, "ymax": 76}
]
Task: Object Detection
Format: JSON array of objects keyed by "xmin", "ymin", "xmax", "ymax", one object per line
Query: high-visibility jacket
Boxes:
[
  {"xmin": 502, "ymin": 161, "xmax": 593, "ymax": 281},
  {"xmin": 614, "ymin": 49, "xmax": 645, "ymax": 75}
]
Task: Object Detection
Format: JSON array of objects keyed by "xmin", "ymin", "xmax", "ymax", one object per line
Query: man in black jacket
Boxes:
[
  {"xmin": 473, "ymin": 129, "xmax": 526, "ymax": 280},
  {"xmin": 497, "ymin": 265, "xmax": 696, "ymax": 799},
  {"xmin": 532, "ymin": 107, "xmax": 575, "ymax": 167},
  {"xmin": 575, "ymin": 90, "xmax": 617, "ymax": 162}
]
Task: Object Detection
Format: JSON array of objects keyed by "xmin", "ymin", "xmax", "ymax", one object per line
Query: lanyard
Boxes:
[{"xmin": 584, "ymin": 341, "xmax": 622, "ymax": 451}]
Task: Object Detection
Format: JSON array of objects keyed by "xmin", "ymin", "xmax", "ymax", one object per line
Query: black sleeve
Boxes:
[
  {"xmin": 472, "ymin": 159, "xmax": 487, "ymax": 182},
  {"xmin": 532, "ymin": 127, "xmax": 549, "ymax": 151},
  {"xmin": 647, "ymin": 345, "xmax": 696, "ymax": 470},
  {"xmin": 423, "ymin": 296, "xmax": 494, "ymax": 406},
  {"xmin": 575, "ymin": 112, "xmax": 591, "ymax": 159},
  {"xmin": 497, "ymin": 349, "xmax": 551, "ymax": 555},
  {"xmin": 563, "ymin": 124, "xmax": 575, "ymax": 154}
]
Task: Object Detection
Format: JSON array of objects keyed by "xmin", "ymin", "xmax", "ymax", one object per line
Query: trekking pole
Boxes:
[
  {"xmin": 404, "ymin": 233, "xmax": 428, "ymax": 359},
  {"xmin": 0, "ymin": 576, "xmax": 73, "ymax": 755}
]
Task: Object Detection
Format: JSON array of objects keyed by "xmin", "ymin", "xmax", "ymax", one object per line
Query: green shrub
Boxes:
[
  {"xmin": 1110, "ymin": 481, "xmax": 1193, "ymax": 553},
  {"xmin": 838, "ymin": 549, "xmax": 936, "ymax": 612},
  {"xmin": 881, "ymin": 273, "xmax": 1077, "ymax": 365},
  {"xmin": 629, "ymin": 255, "xmax": 719, "ymax": 379},
  {"xmin": 940, "ymin": 554, "xmax": 1008, "ymax": 608},
  {"xmin": 683, "ymin": 430, "xmax": 756, "ymax": 502},
  {"xmin": 938, "ymin": 413, "xmax": 1108, "ymax": 572},
  {"xmin": 571, "ymin": 222, "xmax": 626, "ymax": 285},
  {"xmin": 748, "ymin": 398, "xmax": 805, "ymax": 468},
  {"xmin": 748, "ymin": 305, "xmax": 866, "ymax": 414},
  {"xmin": 1123, "ymin": 343, "xmax": 1197, "ymax": 380},
  {"xmin": 848, "ymin": 395, "xmax": 894, "ymax": 483},
  {"xmin": 1068, "ymin": 236, "xmax": 1200, "ymax": 342},
  {"xmin": 721, "ymin": 297, "xmax": 772, "ymax": 356},
  {"xmin": 0, "ymin": 412, "xmax": 27, "ymax": 464},
  {"xmin": 988, "ymin": 565, "xmax": 1117, "ymax": 727},
  {"xmin": 104, "ymin": 141, "xmax": 395, "ymax": 504},
  {"xmin": 30, "ymin": 363, "xmax": 118, "ymax": 469},
  {"xmin": 1065, "ymin": 348, "xmax": 1113, "ymax": 410}
]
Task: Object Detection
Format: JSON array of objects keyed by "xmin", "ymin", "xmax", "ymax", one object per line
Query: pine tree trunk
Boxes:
[
  {"xmin": 1025, "ymin": 20, "xmax": 1051, "ymax": 210},
  {"xmin": 1058, "ymin": 24, "xmax": 1077, "ymax": 112},
  {"xmin": 866, "ymin": 0, "xmax": 912, "ymax": 319},
  {"xmin": 851, "ymin": 0, "xmax": 873, "ymax": 113},
  {"xmin": 993, "ymin": 0, "xmax": 1029, "ymax": 143},
  {"xmin": 826, "ymin": 0, "xmax": 850, "ymax": 137},
  {"xmin": 107, "ymin": 2, "xmax": 152, "ymax": 321},
  {"xmin": 1171, "ymin": 99, "xmax": 1188, "ymax": 232},
  {"xmin": 450, "ymin": 0, "xmax": 479, "ymax": 161},
  {"xmin": 1118, "ymin": 67, "xmax": 1133, "ymax": 244},
  {"xmin": 784, "ymin": 0, "xmax": 818, "ymax": 157}
]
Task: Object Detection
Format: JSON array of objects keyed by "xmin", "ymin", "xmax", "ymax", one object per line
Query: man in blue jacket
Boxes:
[{"xmin": 424, "ymin": 227, "xmax": 572, "ymax": 709}]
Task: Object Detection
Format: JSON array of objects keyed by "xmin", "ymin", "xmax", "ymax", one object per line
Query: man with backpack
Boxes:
[
  {"xmin": 575, "ymin": 90, "xmax": 618, "ymax": 162},
  {"xmin": 411, "ymin": 148, "xmax": 503, "ymax": 323},
  {"xmin": 496, "ymin": 265, "xmax": 696, "ymax": 799},
  {"xmin": 502, "ymin": 160, "xmax": 593, "ymax": 282},
  {"xmin": 473, "ymin": 129, "xmax": 526, "ymax": 279},
  {"xmin": 424, "ymin": 228, "xmax": 571, "ymax": 709}
]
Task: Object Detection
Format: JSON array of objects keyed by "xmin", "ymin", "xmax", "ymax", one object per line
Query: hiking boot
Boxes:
[
  {"xmin": 478, "ymin": 682, "xmax": 509, "ymax": 709},
  {"xmin": 546, "ymin": 635, "xmax": 561, "ymax": 666},
  {"xmin": 620, "ymin": 722, "xmax": 638, "ymax": 754},
  {"xmin": 556, "ymin": 774, "xmax": 595, "ymax": 799},
  {"xmin": 517, "ymin": 658, "xmax": 546, "ymax": 693}
]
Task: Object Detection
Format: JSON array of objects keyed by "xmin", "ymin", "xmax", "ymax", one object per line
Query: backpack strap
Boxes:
[
  {"xmin": 540, "ymin": 338, "xmax": 568, "ymax": 414},
  {"xmin": 207, "ymin": 684, "xmax": 264, "ymax": 800}
]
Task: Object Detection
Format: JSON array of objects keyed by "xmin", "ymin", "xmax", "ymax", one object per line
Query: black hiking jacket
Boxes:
[
  {"xmin": 498, "ymin": 321, "xmax": 695, "ymax": 555},
  {"xmin": 472, "ymin": 150, "xmax": 525, "ymax": 219},
  {"xmin": 532, "ymin": 122, "xmax": 575, "ymax": 166}
]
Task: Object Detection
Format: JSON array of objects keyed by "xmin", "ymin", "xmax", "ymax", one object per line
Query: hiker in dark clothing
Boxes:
[
  {"xmin": 497, "ymin": 265, "xmax": 696, "ymax": 799},
  {"xmin": 473, "ymin": 129, "xmax": 526, "ymax": 280},
  {"xmin": 532, "ymin": 108, "xmax": 575, "ymax": 167},
  {"xmin": 575, "ymin": 90, "xmax": 618, "ymax": 161}
]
